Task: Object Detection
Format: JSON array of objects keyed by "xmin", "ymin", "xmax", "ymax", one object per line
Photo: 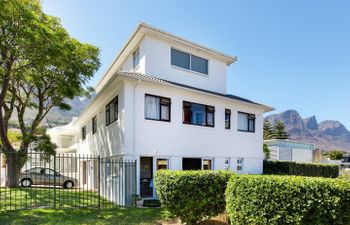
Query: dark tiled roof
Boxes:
[{"xmin": 118, "ymin": 71, "xmax": 267, "ymax": 107}]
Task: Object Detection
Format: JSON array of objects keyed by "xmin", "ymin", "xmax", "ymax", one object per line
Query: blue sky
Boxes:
[{"xmin": 42, "ymin": 0, "xmax": 350, "ymax": 129}]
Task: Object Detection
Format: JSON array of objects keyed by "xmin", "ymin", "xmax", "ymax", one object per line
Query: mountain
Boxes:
[
  {"xmin": 9, "ymin": 95, "xmax": 95, "ymax": 128},
  {"xmin": 265, "ymin": 109, "xmax": 350, "ymax": 152}
]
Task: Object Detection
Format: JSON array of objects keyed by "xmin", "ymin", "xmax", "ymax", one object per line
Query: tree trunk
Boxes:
[{"xmin": 5, "ymin": 152, "xmax": 22, "ymax": 188}]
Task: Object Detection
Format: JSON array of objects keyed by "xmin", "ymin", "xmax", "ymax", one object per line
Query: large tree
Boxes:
[
  {"xmin": 263, "ymin": 120, "xmax": 273, "ymax": 140},
  {"xmin": 272, "ymin": 121, "xmax": 289, "ymax": 140},
  {"xmin": 0, "ymin": 0, "xmax": 100, "ymax": 187}
]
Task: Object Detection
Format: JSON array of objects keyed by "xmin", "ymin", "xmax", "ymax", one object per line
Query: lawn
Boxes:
[{"xmin": 0, "ymin": 207, "xmax": 167, "ymax": 225}]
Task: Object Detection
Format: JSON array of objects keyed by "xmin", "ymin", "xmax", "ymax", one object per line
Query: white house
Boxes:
[
  {"xmin": 51, "ymin": 23, "xmax": 274, "ymax": 198},
  {"xmin": 47, "ymin": 118, "xmax": 79, "ymax": 153}
]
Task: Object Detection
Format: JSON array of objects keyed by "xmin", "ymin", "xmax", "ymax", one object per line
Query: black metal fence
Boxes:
[{"xmin": 0, "ymin": 152, "xmax": 136, "ymax": 211}]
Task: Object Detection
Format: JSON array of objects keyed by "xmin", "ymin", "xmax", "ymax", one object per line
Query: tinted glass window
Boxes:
[
  {"xmin": 191, "ymin": 55, "xmax": 208, "ymax": 74},
  {"xmin": 171, "ymin": 48, "xmax": 190, "ymax": 70}
]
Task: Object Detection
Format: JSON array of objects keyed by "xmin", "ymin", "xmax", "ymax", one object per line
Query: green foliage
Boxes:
[
  {"xmin": 155, "ymin": 170, "xmax": 233, "ymax": 225},
  {"xmin": 326, "ymin": 150, "xmax": 345, "ymax": 160},
  {"xmin": 263, "ymin": 160, "xmax": 339, "ymax": 178},
  {"xmin": 226, "ymin": 175, "xmax": 350, "ymax": 225},
  {"xmin": 272, "ymin": 121, "xmax": 289, "ymax": 139},
  {"xmin": 263, "ymin": 143, "xmax": 270, "ymax": 160},
  {"xmin": 263, "ymin": 120, "xmax": 273, "ymax": 140}
]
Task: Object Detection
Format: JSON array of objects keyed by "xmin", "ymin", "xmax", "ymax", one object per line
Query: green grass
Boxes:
[
  {"xmin": 0, "ymin": 188, "xmax": 168, "ymax": 225},
  {"xmin": 0, "ymin": 207, "xmax": 167, "ymax": 225}
]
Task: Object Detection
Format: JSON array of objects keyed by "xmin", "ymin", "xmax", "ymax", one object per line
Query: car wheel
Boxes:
[
  {"xmin": 21, "ymin": 178, "xmax": 32, "ymax": 188},
  {"xmin": 64, "ymin": 180, "xmax": 74, "ymax": 189}
]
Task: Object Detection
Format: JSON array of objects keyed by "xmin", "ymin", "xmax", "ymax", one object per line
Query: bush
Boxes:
[
  {"xmin": 155, "ymin": 170, "xmax": 233, "ymax": 225},
  {"xmin": 226, "ymin": 175, "xmax": 350, "ymax": 225},
  {"xmin": 263, "ymin": 160, "xmax": 339, "ymax": 178}
]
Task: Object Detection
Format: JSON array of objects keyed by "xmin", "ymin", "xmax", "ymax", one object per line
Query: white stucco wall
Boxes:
[{"xmin": 292, "ymin": 148, "xmax": 313, "ymax": 163}]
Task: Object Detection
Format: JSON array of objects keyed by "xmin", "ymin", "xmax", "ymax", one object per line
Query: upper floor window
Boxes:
[
  {"xmin": 171, "ymin": 48, "xmax": 208, "ymax": 75},
  {"xmin": 81, "ymin": 126, "xmax": 86, "ymax": 141},
  {"xmin": 238, "ymin": 112, "xmax": 255, "ymax": 132},
  {"xmin": 144, "ymin": 94, "xmax": 171, "ymax": 122},
  {"xmin": 133, "ymin": 48, "xmax": 140, "ymax": 69},
  {"xmin": 183, "ymin": 101, "xmax": 214, "ymax": 127},
  {"xmin": 106, "ymin": 96, "xmax": 118, "ymax": 126},
  {"xmin": 225, "ymin": 109, "xmax": 231, "ymax": 129},
  {"xmin": 92, "ymin": 116, "xmax": 97, "ymax": 134}
]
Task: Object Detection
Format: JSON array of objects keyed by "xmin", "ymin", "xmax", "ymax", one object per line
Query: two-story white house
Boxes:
[{"xmin": 58, "ymin": 23, "xmax": 273, "ymax": 198}]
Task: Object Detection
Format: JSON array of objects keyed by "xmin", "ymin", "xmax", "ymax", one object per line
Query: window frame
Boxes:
[
  {"xmin": 81, "ymin": 125, "xmax": 86, "ymax": 141},
  {"xmin": 155, "ymin": 158, "xmax": 170, "ymax": 170},
  {"xmin": 225, "ymin": 109, "xmax": 231, "ymax": 130},
  {"xmin": 236, "ymin": 157, "xmax": 244, "ymax": 171},
  {"xmin": 202, "ymin": 158, "xmax": 213, "ymax": 170},
  {"xmin": 170, "ymin": 48, "xmax": 209, "ymax": 75},
  {"xmin": 133, "ymin": 47, "xmax": 140, "ymax": 69},
  {"xmin": 105, "ymin": 96, "xmax": 118, "ymax": 126},
  {"xmin": 182, "ymin": 101, "xmax": 215, "ymax": 127},
  {"xmin": 237, "ymin": 111, "xmax": 255, "ymax": 133},
  {"xmin": 92, "ymin": 116, "xmax": 97, "ymax": 135},
  {"xmin": 144, "ymin": 94, "xmax": 171, "ymax": 122}
]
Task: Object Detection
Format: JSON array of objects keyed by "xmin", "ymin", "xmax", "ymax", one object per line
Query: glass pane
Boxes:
[
  {"xmin": 207, "ymin": 112, "xmax": 214, "ymax": 126},
  {"xmin": 191, "ymin": 55, "xmax": 208, "ymax": 74},
  {"xmin": 133, "ymin": 48, "xmax": 140, "ymax": 68},
  {"xmin": 248, "ymin": 119, "xmax": 255, "ymax": 132},
  {"xmin": 161, "ymin": 105, "xmax": 170, "ymax": 121},
  {"xmin": 145, "ymin": 95, "xmax": 160, "ymax": 120},
  {"xmin": 238, "ymin": 113, "xmax": 248, "ymax": 131},
  {"xmin": 156, "ymin": 159, "xmax": 168, "ymax": 170},
  {"xmin": 192, "ymin": 103, "xmax": 206, "ymax": 125},
  {"xmin": 171, "ymin": 48, "xmax": 190, "ymax": 69},
  {"xmin": 203, "ymin": 159, "xmax": 212, "ymax": 170}
]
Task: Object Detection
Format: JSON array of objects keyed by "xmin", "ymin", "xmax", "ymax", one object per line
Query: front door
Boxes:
[{"xmin": 140, "ymin": 157, "xmax": 153, "ymax": 198}]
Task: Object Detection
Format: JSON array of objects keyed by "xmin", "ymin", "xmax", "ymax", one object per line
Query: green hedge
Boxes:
[
  {"xmin": 263, "ymin": 160, "xmax": 339, "ymax": 178},
  {"xmin": 155, "ymin": 170, "xmax": 233, "ymax": 225},
  {"xmin": 226, "ymin": 175, "xmax": 350, "ymax": 225}
]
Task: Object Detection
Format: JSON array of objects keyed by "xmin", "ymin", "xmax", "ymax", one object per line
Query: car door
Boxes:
[
  {"xmin": 28, "ymin": 168, "xmax": 45, "ymax": 185},
  {"xmin": 44, "ymin": 168, "xmax": 57, "ymax": 186}
]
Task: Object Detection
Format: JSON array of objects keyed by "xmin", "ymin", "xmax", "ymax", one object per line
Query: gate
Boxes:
[{"xmin": 0, "ymin": 152, "xmax": 136, "ymax": 211}]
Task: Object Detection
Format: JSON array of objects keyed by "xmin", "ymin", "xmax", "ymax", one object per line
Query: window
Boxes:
[
  {"xmin": 171, "ymin": 48, "xmax": 208, "ymax": 75},
  {"xmin": 183, "ymin": 101, "xmax": 215, "ymax": 127},
  {"xmin": 133, "ymin": 48, "xmax": 140, "ymax": 69},
  {"xmin": 202, "ymin": 159, "xmax": 212, "ymax": 170},
  {"xmin": 238, "ymin": 112, "xmax": 255, "ymax": 132},
  {"xmin": 237, "ymin": 158, "xmax": 244, "ymax": 171},
  {"xmin": 144, "ymin": 94, "xmax": 171, "ymax": 122},
  {"xmin": 92, "ymin": 116, "xmax": 97, "ymax": 134},
  {"xmin": 156, "ymin": 158, "xmax": 169, "ymax": 170},
  {"xmin": 225, "ymin": 109, "xmax": 231, "ymax": 129},
  {"xmin": 81, "ymin": 126, "xmax": 86, "ymax": 141},
  {"xmin": 106, "ymin": 96, "xmax": 118, "ymax": 126}
]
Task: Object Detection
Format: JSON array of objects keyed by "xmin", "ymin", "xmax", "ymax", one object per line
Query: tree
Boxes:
[
  {"xmin": 0, "ymin": 0, "xmax": 100, "ymax": 187},
  {"xmin": 272, "ymin": 121, "xmax": 289, "ymax": 139},
  {"xmin": 263, "ymin": 120, "xmax": 273, "ymax": 140},
  {"xmin": 263, "ymin": 143, "xmax": 270, "ymax": 160},
  {"xmin": 325, "ymin": 150, "xmax": 344, "ymax": 160}
]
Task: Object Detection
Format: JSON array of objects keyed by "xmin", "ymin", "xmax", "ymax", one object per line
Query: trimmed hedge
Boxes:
[
  {"xmin": 263, "ymin": 160, "xmax": 339, "ymax": 178},
  {"xmin": 226, "ymin": 175, "xmax": 350, "ymax": 225},
  {"xmin": 155, "ymin": 170, "xmax": 233, "ymax": 225}
]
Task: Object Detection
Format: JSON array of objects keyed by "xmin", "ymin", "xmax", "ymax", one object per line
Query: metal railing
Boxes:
[{"xmin": 0, "ymin": 152, "xmax": 136, "ymax": 211}]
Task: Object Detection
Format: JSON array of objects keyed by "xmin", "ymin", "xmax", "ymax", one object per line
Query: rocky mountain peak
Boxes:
[{"xmin": 303, "ymin": 116, "xmax": 318, "ymax": 130}]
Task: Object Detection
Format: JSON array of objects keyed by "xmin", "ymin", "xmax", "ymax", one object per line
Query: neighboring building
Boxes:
[
  {"xmin": 50, "ymin": 23, "xmax": 274, "ymax": 198},
  {"xmin": 47, "ymin": 118, "xmax": 79, "ymax": 153},
  {"xmin": 265, "ymin": 139, "xmax": 315, "ymax": 163}
]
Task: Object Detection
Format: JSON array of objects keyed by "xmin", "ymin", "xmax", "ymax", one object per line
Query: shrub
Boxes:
[
  {"xmin": 226, "ymin": 175, "xmax": 350, "ymax": 225},
  {"xmin": 263, "ymin": 160, "xmax": 339, "ymax": 178},
  {"xmin": 155, "ymin": 170, "xmax": 233, "ymax": 225}
]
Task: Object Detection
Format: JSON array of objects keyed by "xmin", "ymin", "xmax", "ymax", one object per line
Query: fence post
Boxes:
[
  {"xmin": 98, "ymin": 155, "xmax": 101, "ymax": 209},
  {"xmin": 53, "ymin": 153, "xmax": 56, "ymax": 209}
]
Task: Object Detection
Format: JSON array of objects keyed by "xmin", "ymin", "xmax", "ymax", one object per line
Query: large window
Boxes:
[
  {"xmin": 238, "ymin": 112, "xmax": 255, "ymax": 132},
  {"xmin": 81, "ymin": 126, "xmax": 86, "ymax": 141},
  {"xmin": 92, "ymin": 116, "xmax": 97, "ymax": 134},
  {"xmin": 171, "ymin": 48, "xmax": 208, "ymax": 75},
  {"xmin": 183, "ymin": 101, "xmax": 215, "ymax": 127},
  {"xmin": 106, "ymin": 96, "xmax": 118, "ymax": 126},
  {"xmin": 225, "ymin": 109, "xmax": 231, "ymax": 129},
  {"xmin": 133, "ymin": 47, "xmax": 140, "ymax": 69},
  {"xmin": 144, "ymin": 94, "xmax": 171, "ymax": 122}
]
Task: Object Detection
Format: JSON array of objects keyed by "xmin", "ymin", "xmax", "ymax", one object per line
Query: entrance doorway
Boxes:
[
  {"xmin": 140, "ymin": 157, "xmax": 153, "ymax": 198},
  {"xmin": 182, "ymin": 158, "xmax": 201, "ymax": 170}
]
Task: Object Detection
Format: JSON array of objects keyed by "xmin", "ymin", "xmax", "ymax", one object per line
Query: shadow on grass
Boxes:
[{"xmin": 0, "ymin": 207, "xmax": 166, "ymax": 225}]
